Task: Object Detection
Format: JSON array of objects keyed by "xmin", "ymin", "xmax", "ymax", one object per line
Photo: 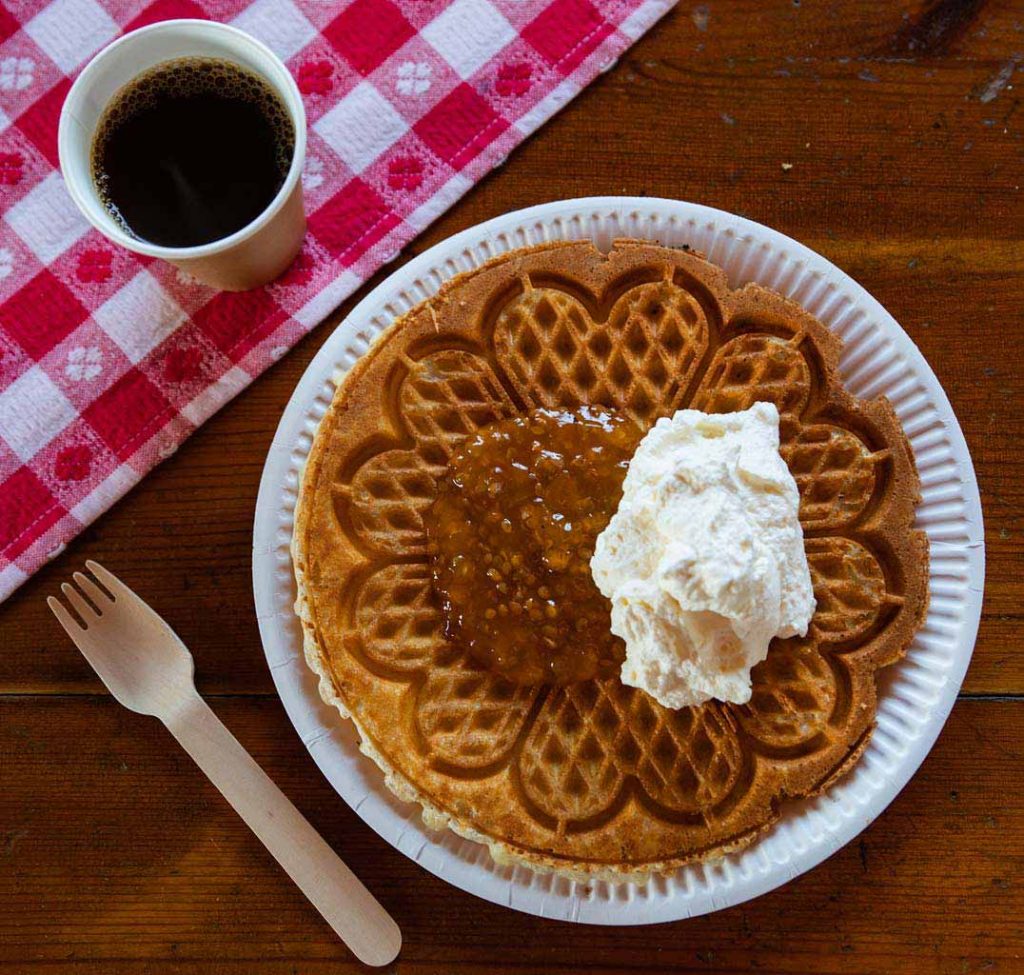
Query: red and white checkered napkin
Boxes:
[{"xmin": 0, "ymin": 0, "xmax": 675, "ymax": 601}]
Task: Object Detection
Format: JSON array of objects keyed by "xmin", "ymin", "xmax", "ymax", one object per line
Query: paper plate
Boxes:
[{"xmin": 252, "ymin": 197, "xmax": 984, "ymax": 924}]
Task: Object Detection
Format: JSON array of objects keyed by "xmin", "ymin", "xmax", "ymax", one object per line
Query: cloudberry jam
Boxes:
[{"xmin": 426, "ymin": 408, "xmax": 640, "ymax": 685}]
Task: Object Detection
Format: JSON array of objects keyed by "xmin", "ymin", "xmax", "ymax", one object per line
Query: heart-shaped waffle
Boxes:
[{"xmin": 293, "ymin": 240, "xmax": 928, "ymax": 878}]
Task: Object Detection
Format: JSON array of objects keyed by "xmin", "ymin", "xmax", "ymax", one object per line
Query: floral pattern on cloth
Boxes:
[{"xmin": 0, "ymin": 0, "xmax": 677, "ymax": 600}]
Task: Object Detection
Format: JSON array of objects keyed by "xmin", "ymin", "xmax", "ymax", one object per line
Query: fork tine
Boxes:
[
  {"xmin": 85, "ymin": 559, "xmax": 122, "ymax": 597},
  {"xmin": 73, "ymin": 570, "xmax": 111, "ymax": 610},
  {"xmin": 47, "ymin": 595, "xmax": 85, "ymax": 636},
  {"xmin": 61, "ymin": 581, "xmax": 97, "ymax": 624}
]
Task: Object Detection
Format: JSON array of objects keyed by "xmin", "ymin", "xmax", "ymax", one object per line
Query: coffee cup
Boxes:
[{"xmin": 58, "ymin": 19, "xmax": 307, "ymax": 292}]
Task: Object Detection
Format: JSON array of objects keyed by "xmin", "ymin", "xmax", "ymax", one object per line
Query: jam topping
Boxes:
[{"xmin": 426, "ymin": 408, "xmax": 641, "ymax": 685}]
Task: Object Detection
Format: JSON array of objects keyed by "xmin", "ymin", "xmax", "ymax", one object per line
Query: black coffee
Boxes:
[{"xmin": 91, "ymin": 57, "xmax": 294, "ymax": 248}]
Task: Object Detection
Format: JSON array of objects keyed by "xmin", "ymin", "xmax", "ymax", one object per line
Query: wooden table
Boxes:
[{"xmin": 3, "ymin": 2, "xmax": 1022, "ymax": 972}]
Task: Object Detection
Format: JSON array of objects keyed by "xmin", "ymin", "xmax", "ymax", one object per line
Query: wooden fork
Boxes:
[{"xmin": 48, "ymin": 560, "xmax": 401, "ymax": 968}]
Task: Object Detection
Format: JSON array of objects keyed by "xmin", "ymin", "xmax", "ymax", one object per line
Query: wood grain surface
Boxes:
[{"xmin": 2, "ymin": 1, "xmax": 1021, "ymax": 972}]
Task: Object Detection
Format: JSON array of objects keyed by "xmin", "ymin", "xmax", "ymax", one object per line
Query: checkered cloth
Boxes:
[{"xmin": 0, "ymin": 0, "xmax": 675, "ymax": 602}]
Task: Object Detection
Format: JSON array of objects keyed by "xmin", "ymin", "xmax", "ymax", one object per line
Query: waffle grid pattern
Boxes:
[{"xmin": 295, "ymin": 240, "xmax": 929, "ymax": 874}]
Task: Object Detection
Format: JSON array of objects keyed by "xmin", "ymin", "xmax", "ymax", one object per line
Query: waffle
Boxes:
[{"xmin": 293, "ymin": 239, "xmax": 929, "ymax": 878}]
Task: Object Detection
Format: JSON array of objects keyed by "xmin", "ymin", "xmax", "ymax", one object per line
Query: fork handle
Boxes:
[{"xmin": 163, "ymin": 690, "xmax": 401, "ymax": 967}]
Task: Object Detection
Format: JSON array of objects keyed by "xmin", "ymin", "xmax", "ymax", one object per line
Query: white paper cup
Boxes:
[{"xmin": 58, "ymin": 19, "xmax": 307, "ymax": 292}]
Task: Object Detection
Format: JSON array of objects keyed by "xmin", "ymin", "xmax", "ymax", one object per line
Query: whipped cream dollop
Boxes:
[{"xmin": 591, "ymin": 402, "xmax": 815, "ymax": 710}]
